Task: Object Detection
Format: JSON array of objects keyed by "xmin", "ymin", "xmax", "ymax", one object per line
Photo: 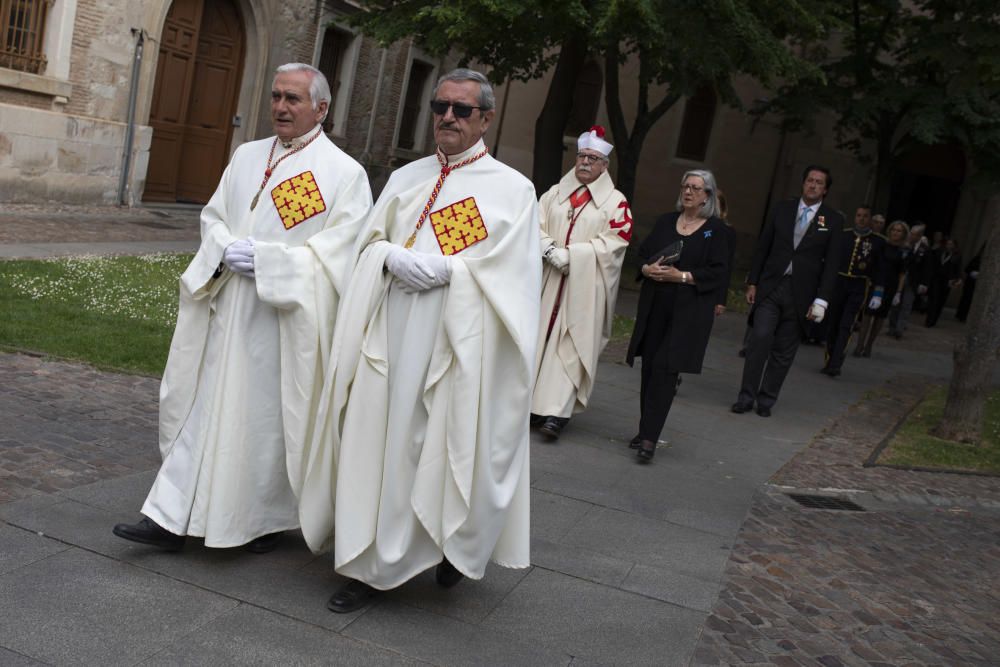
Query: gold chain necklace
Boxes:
[{"xmin": 250, "ymin": 126, "xmax": 324, "ymax": 210}]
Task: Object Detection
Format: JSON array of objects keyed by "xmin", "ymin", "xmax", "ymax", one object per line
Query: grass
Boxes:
[
  {"xmin": 877, "ymin": 386, "xmax": 1000, "ymax": 474},
  {"xmin": 0, "ymin": 254, "xmax": 191, "ymax": 376}
]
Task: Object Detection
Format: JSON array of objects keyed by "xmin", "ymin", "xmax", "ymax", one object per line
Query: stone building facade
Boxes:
[{"xmin": 0, "ymin": 1, "xmax": 985, "ymax": 258}]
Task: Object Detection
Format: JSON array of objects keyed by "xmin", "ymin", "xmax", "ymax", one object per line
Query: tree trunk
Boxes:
[
  {"xmin": 603, "ymin": 47, "xmax": 679, "ymax": 202},
  {"xmin": 932, "ymin": 193, "xmax": 1000, "ymax": 443},
  {"xmin": 871, "ymin": 121, "xmax": 895, "ymax": 213},
  {"xmin": 531, "ymin": 37, "xmax": 587, "ymax": 194}
]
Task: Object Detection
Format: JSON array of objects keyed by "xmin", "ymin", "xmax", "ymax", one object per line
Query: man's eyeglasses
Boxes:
[
  {"xmin": 576, "ymin": 153, "xmax": 606, "ymax": 164},
  {"xmin": 429, "ymin": 100, "xmax": 483, "ymax": 118},
  {"xmin": 681, "ymin": 184, "xmax": 705, "ymax": 193}
]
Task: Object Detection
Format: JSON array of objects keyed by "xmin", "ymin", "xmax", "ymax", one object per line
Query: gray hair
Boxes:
[
  {"xmin": 910, "ymin": 223, "xmax": 926, "ymax": 235},
  {"xmin": 675, "ymin": 169, "xmax": 721, "ymax": 219},
  {"xmin": 274, "ymin": 63, "xmax": 332, "ymax": 121},
  {"xmin": 433, "ymin": 68, "xmax": 495, "ymax": 111}
]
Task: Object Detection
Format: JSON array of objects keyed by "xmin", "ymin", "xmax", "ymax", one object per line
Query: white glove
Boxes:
[
  {"xmin": 384, "ymin": 244, "xmax": 436, "ymax": 292},
  {"xmin": 808, "ymin": 301, "xmax": 826, "ymax": 323},
  {"xmin": 892, "ymin": 292, "xmax": 902, "ymax": 307},
  {"xmin": 917, "ymin": 284, "xmax": 928, "ymax": 295},
  {"xmin": 413, "ymin": 251, "xmax": 453, "ymax": 287},
  {"xmin": 223, "ymin": 237, "xmax": 255, "ymax": 277},
  {"xmin": 868, "ymin": 295, "xmax": 882, "ymax": 310},
  {"xmin": 545, "ymin": 246, "xmax": 570, "ymax": 274}
]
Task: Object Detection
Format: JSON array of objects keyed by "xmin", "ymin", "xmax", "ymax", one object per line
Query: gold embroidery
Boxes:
[
  {"xmin": 270, "ymin": 171, "xmax": 326, "ymax": 229},
  {"xmin": 430, "ymin": 197, "xmax": 488, "ymax": 256}
]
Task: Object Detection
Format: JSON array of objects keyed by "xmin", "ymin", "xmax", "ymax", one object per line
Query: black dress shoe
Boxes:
[
  {"xmin": 112, "ymin": 517, "xmax": 185, "ymax": 551},
  {"xmin": 629, "ymin": 434, "xmax": 642, "ymax": 449},
  {"xmin": 529, "ymin": 413, "xmax": 545, "ymax": 427},
  {"xmin": 328, "ymin": 580, "xmax": 381, "ymax": 614},
  {"xmin": 731, "ymin": 402, "xmax": 753, "ymax": 414},
  {"xmin": 245, "ymin": 532, "xmax": 283, "ymax": 554},
  {"xmin": 820, "ymin": 366, "xmax": 841, "ymax": 377},
  {"xmin": 435, "ymin": 558, "xmax": 465, "ymax": 588},
  {"xmin": 755, "ymin": 406, "xmax": 771, "ymax": 418},
  {"xmin": 636, "ymin": 440, "xmax": 656, "ymax": 463},
  {"xmin": 539, "ymin": 416, "xmax": 569, "ymax": 440}
]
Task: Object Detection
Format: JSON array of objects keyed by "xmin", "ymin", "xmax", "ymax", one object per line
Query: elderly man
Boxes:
[
  {"xmin": 302, "ymin": 69, "xmax": 540, "ymax": 614},
  {"xmin": 112, "ymin": 64, "xmax": 372, "ymax": 553},
  {"xmin": 531, "ymin": 125, "xmax": 631, "ymax": 440}
]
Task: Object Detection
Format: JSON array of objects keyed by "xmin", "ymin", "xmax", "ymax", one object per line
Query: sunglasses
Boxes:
[{"xmin": 429, "ymin": 100, "xmax": 483, "ymax": 118}]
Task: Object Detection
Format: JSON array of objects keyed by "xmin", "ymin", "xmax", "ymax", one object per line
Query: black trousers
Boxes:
[
  {"xmin": 925, "ymin": 280, "xmax": 951, "ymax": 327},
  {"xmin": 738, "ymin": 277, "xmax": 801, "ymax": 410},
  {"xmin": 637, "ymin": 291, "xmax": 680, "ymax": 443},
  {"xmin": 956, "ymin": 278, "xmax": 977, "ymax": 322},
  {"xmin": 824, "ymin": 276, "xmax": 868, "ymax": 371}
]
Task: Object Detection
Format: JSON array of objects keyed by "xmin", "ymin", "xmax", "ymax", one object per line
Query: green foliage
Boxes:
[
  {"xmin": 765, "ymin": 0, "xmax": 1000, "ymax": 189},
  {"xmin": 879, "ymin": 386, "xmax": 1000, "ymax": 474},
  {"xmin": 904, "ymin": 0, "xmax": 1000, "ymax": 188},
  {"xmin": 0, "ymin": 254, "xmax": 190, "ymax": 376},
  {"xmin": 611, "ymin": 313, "xmax": 635, "ymax": 341}
]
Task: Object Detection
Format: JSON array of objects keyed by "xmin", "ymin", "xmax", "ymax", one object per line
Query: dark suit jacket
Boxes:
[{"xmin": 747, "ymin": 199, "xmax": 845, "ymax": 328}]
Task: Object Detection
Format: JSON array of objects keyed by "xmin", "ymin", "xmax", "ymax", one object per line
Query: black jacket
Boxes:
[
  {"xmin": 626, "ymin": 213, "xmax": 729, "ymax": 373},
  {"xmin": 747, "ymin": 199, "xmax": 845, "ymax": 328}
]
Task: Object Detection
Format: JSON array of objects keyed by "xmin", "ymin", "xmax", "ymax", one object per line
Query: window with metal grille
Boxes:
[{"xmin": 1, "ymin": 0, "xmax": 51, "ymax": 75}]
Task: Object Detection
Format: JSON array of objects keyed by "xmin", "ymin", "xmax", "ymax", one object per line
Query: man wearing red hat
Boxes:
[{"xmin": 532, "ymin": 125, "xmax": 632, "ymax": 440}]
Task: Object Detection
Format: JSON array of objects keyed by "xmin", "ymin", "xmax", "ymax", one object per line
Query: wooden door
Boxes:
[{"xmin": 144, "ymin": 0, "xmax": 245, "ymax": 203}]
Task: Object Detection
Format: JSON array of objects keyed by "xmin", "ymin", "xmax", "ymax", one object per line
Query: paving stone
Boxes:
[
  {"xmin": 345, "ymin": 599, "xmax": 572, "ymax": 666},
  {"xmin": 144, "ymin": 604, "xmax": 419, "ymax": 666},
  {"xmin": 0, "ymin": 523, "xmax": 68, "ymax": 576},
  {"xmin": 0, "ymin": 548, "xmax": 237, "ymax": 665},
  {"xmin": 482, "ymin": 567, "xmax": 705, "ymax": 665}
]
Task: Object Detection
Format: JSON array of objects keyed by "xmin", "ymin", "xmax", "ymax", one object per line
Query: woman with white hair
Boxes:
[{"xmin": 625, "ymin": 170, "xmax": 729, "ymax": 463}]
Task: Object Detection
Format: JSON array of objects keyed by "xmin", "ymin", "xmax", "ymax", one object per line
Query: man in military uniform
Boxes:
[{"xmin": 821, "ymin": 205, "xmax": 886, "ymax": 377}]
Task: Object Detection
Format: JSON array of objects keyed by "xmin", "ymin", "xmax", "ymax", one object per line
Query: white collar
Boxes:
[
  {"xmin": 440, "ymin": 139, "xmax": 487, "ymax": 164},
  {"xmin": 279, "ymin": 124, "xmax": 322, "ymax": 149}
]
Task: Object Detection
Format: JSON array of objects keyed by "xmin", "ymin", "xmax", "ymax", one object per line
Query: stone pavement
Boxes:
[
  {"xmin": 0, "ymin": 203, "xmax": 201, "ymax": 258},
  {"xmin": 1, "ymin": 208, "xmax": 998, "ymax": 665}
]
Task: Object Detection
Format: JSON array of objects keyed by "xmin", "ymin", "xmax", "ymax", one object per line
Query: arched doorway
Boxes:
[
  {"xmin": 144, "ymin": 0, "xmax": 246, "ymax": 203},
  {"xmin": 887, "ymin": 144, "xmax": 966, "ymax": 237}
]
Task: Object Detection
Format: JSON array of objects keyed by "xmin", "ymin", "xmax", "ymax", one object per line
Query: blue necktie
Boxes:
[{"xmin": 793, "ymin": 206, "xmax": 811, "ymax": 248}]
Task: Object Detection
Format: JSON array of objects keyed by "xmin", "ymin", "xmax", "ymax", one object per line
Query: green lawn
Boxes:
[
  {"xmin": 877, "ymin": 386, "xmax": 1000, "ymax": 474},
  {"xmin": 0, "ymin": 254, "xmax": 191, "ymax": 376}
]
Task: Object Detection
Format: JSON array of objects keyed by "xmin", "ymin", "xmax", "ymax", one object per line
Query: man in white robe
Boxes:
[
  {"xmin": 112, "ymin": 64, "xmax": 371, "ymax": 552},
  {"xmin": 316, "ymin": 69, "xmax": 541, "ymax": 613},
  {"xmin": 532, "ymin": 126, "xmax": 632, "ymax": 439}
]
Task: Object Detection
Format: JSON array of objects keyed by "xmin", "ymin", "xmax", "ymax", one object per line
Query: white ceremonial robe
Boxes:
[
  {"xmin": 144, "ymin": 127, "xmax": 372, "ymax": 548},
  {"xmin": 531, "ymin": 169, "xmax": 631, "ymax": 418},
  {"xmin": 301, "ymin": 139, "xmax": 541, "ymax": 589}
]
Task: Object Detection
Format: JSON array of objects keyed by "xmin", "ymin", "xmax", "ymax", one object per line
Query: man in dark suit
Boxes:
[{"xmin": 732, "ymin": 166, "xmax": 845, "ymax": 417}]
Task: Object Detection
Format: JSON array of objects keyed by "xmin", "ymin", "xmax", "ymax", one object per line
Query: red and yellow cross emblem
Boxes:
[
  {"xmin": 270, "ymin": 171, "xmax": 327, "ymax": 230},
  {"xmin": 430, "ymin": 196, "xmax": 488, "ymax": 255}
]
